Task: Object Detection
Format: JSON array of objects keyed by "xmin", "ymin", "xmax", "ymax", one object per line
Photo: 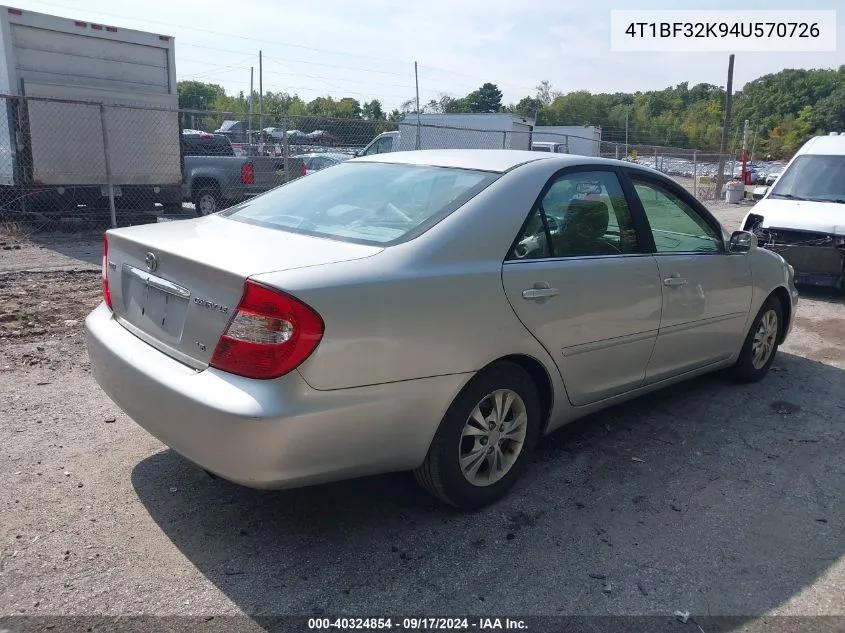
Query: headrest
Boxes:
[{"xmin": 563, "ymin": 199, "xmax": 610, "ymax": 240}]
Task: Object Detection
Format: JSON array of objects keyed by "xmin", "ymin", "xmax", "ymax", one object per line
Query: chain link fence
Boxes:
[
  {"xmin": 1, "ymin": 96, "xmax": 771, "ymax": 237},
  {"xmin": 597, "ymin": 143, "xmax": 758, "ymax": 202},
  {"xmin": 0, "ymin": 94, "xmax": 182, "ymax": 236}
]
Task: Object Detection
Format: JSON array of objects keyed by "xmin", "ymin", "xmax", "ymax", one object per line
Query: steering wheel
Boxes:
[
  {"xmin": 276, "ymin": 214, "xmax": 318, "ymax": 231},
  {"xmin": 513, "ymin": 235, "xmax": 544, "ymax": 259}
]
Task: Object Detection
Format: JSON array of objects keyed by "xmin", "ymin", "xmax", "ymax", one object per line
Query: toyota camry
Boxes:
[{"xmin": 85, "ymin": 150, "xmax": 798, "ymax": 509}]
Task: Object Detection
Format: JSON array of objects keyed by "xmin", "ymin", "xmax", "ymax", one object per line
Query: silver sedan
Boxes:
[{"xmin": 85, "ymin": 150, "xmax": 799, "ymax": 509}]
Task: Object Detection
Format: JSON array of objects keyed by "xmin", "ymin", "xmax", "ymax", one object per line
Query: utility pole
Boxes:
[
  {"xmin": 750, "ymin": 128, "xmax": 758, "ymax": 163},
  {"xmin": 624, "ymin": 105, "xmax": 629, "ymax": 158},
  {"xmin": 248, "ymin": 66, "xmax": 254, "ymax": 147},
  {"xmin": 715, "ymin": 54, "xmax": 735, "ymax": 199},
  {"xmin": 741, "ymin": 119, "xmax": 750, "ymax": 185},
  {"xmin": 259, "ymin": 50, "xmax": 264, "ymax": 152},
  {"xmin": 414, "ymin": 61, "xmax": 421, "ymax": 150}
]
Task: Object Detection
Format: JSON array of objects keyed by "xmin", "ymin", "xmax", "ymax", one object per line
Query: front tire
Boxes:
[
  {"xmin": 414, "ymin": 362, "xmax": 541, "ymax": 509},
  {"xmin": 731, "ymin": 295, "xmax": 783, "ymax": 383}
]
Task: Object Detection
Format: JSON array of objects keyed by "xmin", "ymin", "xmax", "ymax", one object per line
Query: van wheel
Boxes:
[
  {"xmin": 731, "ymin": 295, "xmax": 783, "ymax": 383},
  {"xmin": 194, "ymin": 188, "xmax": 221, "ymax": 216},
  {"xmin": 414, "ymin": 362, "xmax": 541, "ymax": 509}
]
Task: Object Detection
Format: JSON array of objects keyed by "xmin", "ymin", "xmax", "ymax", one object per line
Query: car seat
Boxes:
[{"xmin": 553, "ymin": 199, "xmax": 620, "ymax": 256}]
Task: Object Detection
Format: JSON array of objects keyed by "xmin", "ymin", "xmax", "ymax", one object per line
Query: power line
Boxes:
[
  {"xmin": 261, "ymin": 56, "xmax": 418, "ymax": 91},
  {"xmin": 178, "ymin": 74, "xmax": 425, "ymax": 102},
  {"xmin": 179, "ymin": 54, "xmax": 257, "ymax": 80},
  {"xmin": 19, "ymin": 0, "xmax": 547, "ymax": 97},
  {"xmin": 20, "ymin": 0, "xmax": 414, "ymax": 66}
]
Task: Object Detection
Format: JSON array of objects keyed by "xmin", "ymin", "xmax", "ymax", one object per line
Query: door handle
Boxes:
[
  {"xmin": 522, "ymin": 287, "xmax": 559, "ymax": 300},
  {"xmin": 663, "ymin": 276, "xmax": 688, "ymax": 287}
]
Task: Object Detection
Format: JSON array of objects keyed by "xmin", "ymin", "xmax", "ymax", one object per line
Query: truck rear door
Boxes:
[{"xmin": 11, "ymin": 20, "xmax": 180, "ymax": 187}]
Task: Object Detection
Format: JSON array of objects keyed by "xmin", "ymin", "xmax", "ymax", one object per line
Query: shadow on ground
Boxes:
[
  {"xmin": 132, "ymin": 352, "xmax": 844, "ymax": 619},
  {"xmin": 27, "ymin": 232, "xmax": 103, "ymax": 267},
  {"xmin": 793, "ymin": 284, "xmax": 844, "ymax": 306}
]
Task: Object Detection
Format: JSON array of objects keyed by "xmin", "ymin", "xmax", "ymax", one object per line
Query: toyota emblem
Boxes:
[{"xmin": 144, "ymin": 251, "xmax": 158, "ymax": 272}]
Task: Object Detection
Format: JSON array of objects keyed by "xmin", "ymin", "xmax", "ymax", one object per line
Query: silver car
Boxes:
[{"xmin": 85, "ymin": 150, "xmax": 799, "ymax": 509}]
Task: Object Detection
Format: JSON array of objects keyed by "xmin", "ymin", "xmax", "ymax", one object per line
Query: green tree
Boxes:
[
  {"xmin": 765, "ymin": 105, "xmax": 816, "ymax": 157},
  {"xmin": 814, "ymin": 85, "xmax": 845, "ymax": 131},
  {"xmin": 466, "ymin": 83, "xmax": 503, "ymax": 113},
  {"xmin": 514, "ymin": 96, "xmax": 544, "ymax": 120},
  {"xmin": 361, "ymin": 100, "xmax": 385, "ymax": 120},
  {"xmin": 335, "ymin": 97, "xmax": 361, "ymax": 118},
  {"xmin": 535, "ymin": 80, "xmax": 557, "ymax": 105},
  {"xmin": 177, "ymin": 81, "xmax": 225, "ymax": 110}
]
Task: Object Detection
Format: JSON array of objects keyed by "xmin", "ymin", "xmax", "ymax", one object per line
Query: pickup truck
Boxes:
[{"xmin": 181, "ymin": 132, "xmax": 306, "ymax": 215}]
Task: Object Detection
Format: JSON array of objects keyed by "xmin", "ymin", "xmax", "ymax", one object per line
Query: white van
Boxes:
[
  {"xmin": 740, "ymin": 133, "xmax": 845, "ymax": 289},
  {"xmin": 531, "ymin": 141, "xmax": 569, "ymax": 153},
  {"xmin": 355, "ymin": 114, "xmax": 534, "ymax": 156}
]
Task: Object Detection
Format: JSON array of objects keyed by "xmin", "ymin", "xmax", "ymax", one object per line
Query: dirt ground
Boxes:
[{"xmin": 1, "ymin": 202, "xmax": 844, "ymax": 626}]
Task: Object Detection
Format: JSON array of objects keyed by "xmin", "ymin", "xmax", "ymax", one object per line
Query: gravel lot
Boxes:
[{"xmin": 1, "ymin": 200, "xmax": 844, "ymax": 625}]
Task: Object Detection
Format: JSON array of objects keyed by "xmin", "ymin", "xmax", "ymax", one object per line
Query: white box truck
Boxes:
[
  {"xmin": 356, "ymin": 113, "xmax": 535, "ymax": 156},
  {"xmin": 531, "ymin": 126, "xmax": 602, "ymax": 157},
  {"xmin": 0, "ymin": 5, "xmax": 181, "ymax": 223}
]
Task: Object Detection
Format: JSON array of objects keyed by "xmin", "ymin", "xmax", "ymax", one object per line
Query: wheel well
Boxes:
[
  {"xmin": 490, "ymin": 354, "xmax": 554, "ymax": 433},
  {"xmin": 770, "ymin": 286, "xmax": 792, "ymax": 344},
  {"xmin": 191, "ymin": 178, "xmax": 221, "ymax": 196}
]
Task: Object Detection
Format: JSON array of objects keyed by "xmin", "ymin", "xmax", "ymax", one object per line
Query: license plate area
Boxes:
[
  {"xmin": 101, "ymin": 185, "xmax": 122, "ymax": 197},
  {"xmin": 121, "ymin": 265, "xmax": 190, "ymax": 341}
]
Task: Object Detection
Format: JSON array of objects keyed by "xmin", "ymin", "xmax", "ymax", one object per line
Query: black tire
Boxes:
[
  {"xmin": 414, "ymin": 362, "xmax": 542, "ymax": 509},
  {"xmin": 193, "ymin": 187, "xmax": 221, "ymax": 216},
  {"xmin": 731, "ymin": 294, "xmax": 783, "ymax": 383}
]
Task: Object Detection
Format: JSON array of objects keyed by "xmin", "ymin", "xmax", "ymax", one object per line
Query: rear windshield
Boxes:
[
  {"xmin": 182, "ymin": 136, "xmax": 235, "ymax": 157},
  {"xmin": 770, "ymin": 155, "xmax": 845, "ymax": 202},
  {"xmin": 221, "ymin": 162, "xmax": 499, "ymax": 245}
]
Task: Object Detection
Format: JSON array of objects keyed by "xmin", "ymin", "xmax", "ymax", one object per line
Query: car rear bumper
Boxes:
[{"xmin": 85, "ymin": 303, "xmax": 467, "ymax": 489}]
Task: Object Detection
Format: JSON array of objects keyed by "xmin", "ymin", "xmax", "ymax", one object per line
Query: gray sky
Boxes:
[{"xmin": 13, "ymin": 0, "xmax": 845, "ymax": 109}]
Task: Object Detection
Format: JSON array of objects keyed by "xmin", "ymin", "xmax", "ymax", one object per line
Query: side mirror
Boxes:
[
  {"xmin": 752, "ymin": 186, "xmax": 769, "ymax": 201},
  {"xmin": 729, "ymin": 230, "xmax": 757, "ymax": 253}
]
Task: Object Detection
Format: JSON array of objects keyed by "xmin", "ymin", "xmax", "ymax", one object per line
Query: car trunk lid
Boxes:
[{"xmin": 104, "ymin": 215, "xmax": 380, "ymax": 369}]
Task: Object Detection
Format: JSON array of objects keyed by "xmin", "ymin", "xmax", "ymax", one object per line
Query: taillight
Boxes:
[
  {"xmin": 210, "ymin": 280, "xmax": 324, "ymax": 379},
  {"xmin": 300, "ymin": 161, "xmax": 307, "ymax": 177},
  {"xmin": 241, "ymin": 162, "xmax": 254, "ymax": 184},
  {"xmin": 102, "ymin": 233, "xmax": 113, "ymax": 310}
]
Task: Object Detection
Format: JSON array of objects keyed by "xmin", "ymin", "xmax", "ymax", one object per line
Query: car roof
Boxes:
[
  {"xmin": 797, "ymin": 135, "xmax": 845, "ymax": 156},
  {"xmin": 351, "ymin": 149, "xmax": 635, "ymax": 173}
]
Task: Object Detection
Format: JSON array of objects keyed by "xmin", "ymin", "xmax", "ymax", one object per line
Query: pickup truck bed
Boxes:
[{"xmin": 181, "ymin": 134, "xmax": 306, "ymax": 215}]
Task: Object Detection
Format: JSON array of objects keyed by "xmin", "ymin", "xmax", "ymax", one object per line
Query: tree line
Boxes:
[{"xmin": 178, "ymin": 64, "xmax": 845, "ymax": 158}]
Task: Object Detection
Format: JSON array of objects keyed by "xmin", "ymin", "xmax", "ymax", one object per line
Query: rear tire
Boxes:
[
  {"xmin": 194, "ymin": 188, "xmax": 221, "ymax": 216},
  {"xmin": 731, "ymin": 295, "xmax": 783, "ymax": 383},
  {"xmin": 414, "ymin": 362, "xmax": 541, "ymax": 509}
]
